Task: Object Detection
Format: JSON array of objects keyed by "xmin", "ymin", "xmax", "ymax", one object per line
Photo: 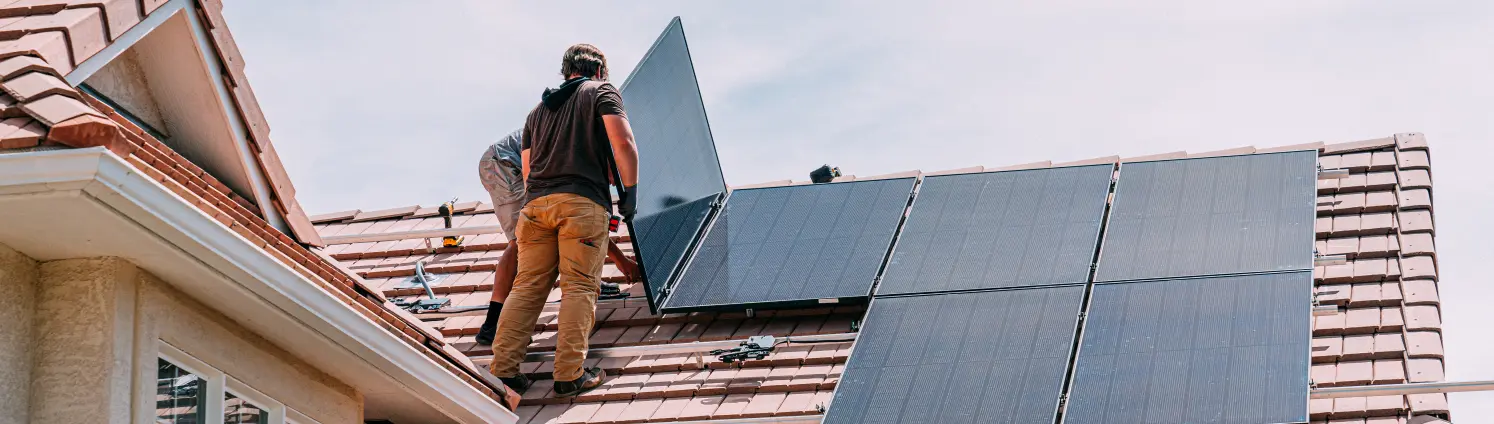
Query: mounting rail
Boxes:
[
  {"xmin": 1311, "ymin": 380, "xmax": 1494, "ymax": 398},
  {"xmin": 466, "ymin": 332, "xmax": 859, "ymax": 364},
  {"xmin": 321, "ymin": 225, "xmax": 505, "ymax": 245}
]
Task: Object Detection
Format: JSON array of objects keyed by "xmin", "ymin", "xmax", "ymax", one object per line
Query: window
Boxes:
[
  {"xmin": 157, "ymin": 359, "xmax": 207, "ymax": 424},
  {"xmin": 224, "ymin": 392, "xmax": 266, "ymax": 424},
  {"xmin": 155, "ymin": 341, "xmax": 308, "ymax": 424}
]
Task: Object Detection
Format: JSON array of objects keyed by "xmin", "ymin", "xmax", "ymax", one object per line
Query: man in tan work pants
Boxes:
[{"xmin": 487, "ymin": 43, "xmax": 639, "ymax": 398}]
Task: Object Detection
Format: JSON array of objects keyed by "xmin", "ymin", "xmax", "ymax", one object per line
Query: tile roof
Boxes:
[
  {"xmin": 313, "ymin": 134, "xmax": 1448, "ymax": 422},
  {"xmin": 0, "ymin": 0, "xmax": 519, "ymax": 411}
]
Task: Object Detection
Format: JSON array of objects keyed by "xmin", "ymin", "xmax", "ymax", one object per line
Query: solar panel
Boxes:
[
  {"xmin": 824, "ymin": 286, "xmax": 1084, "ymax": 423},
  {"xmin": 617, "ymin": 17, "xmax": 728, "ymax": 311},
  {"xmin": 1095, "ymin": 151, "xmax": 1317, "ymax": 282},
  {"xmin": 1064, "ymin": 272, "xmax": 1311, "ymax": 424},
  {"xmin": 660, "ymin": 178, "xmax": 915, "ymax": 311},
  {"xmin": 877, "ymin": 165, "xmax": 1113, "ymax": 296}
]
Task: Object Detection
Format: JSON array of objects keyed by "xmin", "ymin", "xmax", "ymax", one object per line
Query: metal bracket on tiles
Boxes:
[
  {"xmin": 1314, "ymin": 254, "xmax": 1348, "ymax": 267},
  {"xmin": 392, "ymin": 261, "xmax": 450, "ymax": 313},
  {"xmin": 1318, "ymin": 168, "xmax": 1351, "ymax": 180},
  {"xmin": 396, "ymin": 261, "xmax": 444, "ymax": 289},
  {"xmin": 745, "ymin": 309, "xmax": 756, "ymax": 319}
]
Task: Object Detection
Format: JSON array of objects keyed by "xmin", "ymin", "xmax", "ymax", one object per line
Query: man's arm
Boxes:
[
  {"xmin": 521, "ymin": 148, "xmax": 531, "ymax": 182},
  {"xmin": 602, "ymin": 115, "xmax": 638, "ymax": 187}
]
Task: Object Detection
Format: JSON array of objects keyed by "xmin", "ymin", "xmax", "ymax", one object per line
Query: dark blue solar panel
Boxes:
[
  {"xmin": 1064, "ymin": 272, "xmax": 1311, "ymax": 424},
  {"xmin": 878, "ymin": 165, "xmax": 1113, "ymax": 296},
  {"xmin": 617, "ymin": 17, "xmax": 728, "ymax": 311},
  {"xmin": 825, "ymin": 286, "xmax": 1084, "ymax": 423},
  {"xmin": 1096, "ymin": 151, "xmax": 1317, "ymax": 282},
  {"xmin": 661, "ymin": 178, "xmax": 915, "ymax": 311}
]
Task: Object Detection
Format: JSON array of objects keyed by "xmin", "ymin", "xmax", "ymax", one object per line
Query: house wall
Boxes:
[
  {"xmin": 0, "ymin": 246, "xmax": 360, "ymax": 423},
  {"xmin": 0, "ymin": 244, "xmax": 37, "ymax": 424},
  {"xmin": 132, "ymin": 269, "xmax": 363, "ymax": 423}
]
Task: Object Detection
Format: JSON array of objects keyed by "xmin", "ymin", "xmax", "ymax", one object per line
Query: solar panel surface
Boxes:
[
  {"xmin": 824, "ymin": 286, "xmax": 1084, "ymax": 423},
  {"xmin": 877, "ymin": 165, "xmax": 1113, "ymax": 296},
  {"xmin": 661, "ymin": 178, "xmax": 915, "ymax": 311},
  {"xmin": 1064, "ymin": 272, "xmax": 1311, "ymax": 424},
  {"xmin": 1095, "ymin": 151, "xmax": 1317, "ymax": 282},
  {"xmin": 617, "ymin": 17, "xmax": 728, "ymax": 311}
]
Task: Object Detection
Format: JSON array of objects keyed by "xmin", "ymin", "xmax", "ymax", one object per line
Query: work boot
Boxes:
[
  {"xmin": 475, "ymin": 301, "xmax": 502, "ymax": 345},
  {"xmin": 553, "ymin": 367, "xmax": 606, "ymax": 398},
  {"xmin": 498, "ymin": 373, "xmax": 532, "ymax": 394},
  {"xmin": 475, "ymin": 321, "xmax": 497, "ymax": 346},
  {"xmin": 600, "ymin": 282, "xmax": 621, "ymax": 296}
]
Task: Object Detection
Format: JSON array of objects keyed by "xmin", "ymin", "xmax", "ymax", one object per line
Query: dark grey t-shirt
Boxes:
[{"xmin": 522, "ymin": 79, "xmax": 626, "ymax": 209}]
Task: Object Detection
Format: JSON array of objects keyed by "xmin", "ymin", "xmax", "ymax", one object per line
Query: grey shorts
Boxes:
[{"xmin": 479, "ymin": 153, "xmax": 525, "ymax": 239}]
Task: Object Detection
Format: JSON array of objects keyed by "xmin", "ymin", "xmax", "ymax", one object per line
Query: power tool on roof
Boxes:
[{"xmin": 438, "ymin": 199, "xmax": 463, "ymax": 248}]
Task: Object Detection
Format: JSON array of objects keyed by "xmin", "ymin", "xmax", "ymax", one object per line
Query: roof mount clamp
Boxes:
[
  {"xmin": 1318, "ymin": 168, "xmax": 1351, "ymax": 180},
  {"xmin": 393, "ymin": 261, "xmax": 450, "ymax": 313},
  {"xmin": 1315, "ymin": 254, "xmax": 1348, "ymax": 267},
  {"xmin": 711, "ymin": 335, "xmax": 777, "ymax": 363}
]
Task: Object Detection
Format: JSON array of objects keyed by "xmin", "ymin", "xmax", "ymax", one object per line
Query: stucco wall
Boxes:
[
  {"xmin": 3, "ymin": 252, "xmax": 359, "ymax": 423},
  {"xmin": 0, "ymin": 243, "xmax": 37, "ymax": 424},
  {"xmin": 133, "ymin": 271, "xmax": 363, "ymax": 423}
]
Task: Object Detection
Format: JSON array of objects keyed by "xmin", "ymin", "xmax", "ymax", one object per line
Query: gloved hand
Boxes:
[{"xmin": 618, "ymin": 184, "xmax": 638, "ymax": 219}]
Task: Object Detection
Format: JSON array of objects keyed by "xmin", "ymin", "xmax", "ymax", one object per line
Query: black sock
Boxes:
[{"xmin": 482, "ymin": 301, "xmax": 503, "ymax": 329}]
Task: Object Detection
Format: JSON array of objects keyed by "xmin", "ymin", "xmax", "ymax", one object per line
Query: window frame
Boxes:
[{"xmin": 155, "ymin": 340, "xmax": 307, "ymax": 424}]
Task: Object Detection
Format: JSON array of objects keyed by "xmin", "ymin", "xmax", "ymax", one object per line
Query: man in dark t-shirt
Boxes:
[{"xmin": 486, "ymin": 43, "xmax": 639, "ymax": 398}]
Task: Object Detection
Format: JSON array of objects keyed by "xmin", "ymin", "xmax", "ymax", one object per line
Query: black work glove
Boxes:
[{"xmin": 618, "ymin": 185, "xmax": 638, "ymax": 220}]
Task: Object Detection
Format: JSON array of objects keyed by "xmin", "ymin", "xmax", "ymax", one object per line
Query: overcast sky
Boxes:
[{"xmin": 223, "ymin": 1, "xmax": 1493, "ymax": 417}]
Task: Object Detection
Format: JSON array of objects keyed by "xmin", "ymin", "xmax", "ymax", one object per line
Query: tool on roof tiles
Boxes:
[{"xmin": 438, "ymin": 199, "xmax": 464, "ymax": 248}]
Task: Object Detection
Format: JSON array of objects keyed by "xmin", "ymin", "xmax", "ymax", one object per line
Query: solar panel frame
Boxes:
[
  {"xmin": 824, "ymin": 285, "xmax": 1085, "ymax": 424},
  {"xmin": 616, "ymin": 17, "xmax": 729, "ymax": 312},
  {"xmin": 1094, "ymin": 151, "xmax": 1318, "ymax": 283},
  {"xmin": 659, "ymin": 178, "xmax": 917, "ymax": 312},
  {"xmin": 876, "ymin": 164, "xmax": 1114, "ymax": 296},
  {"xmin": 1062, "ymin": 272, "xmax": 1312, "ymax": 424}
]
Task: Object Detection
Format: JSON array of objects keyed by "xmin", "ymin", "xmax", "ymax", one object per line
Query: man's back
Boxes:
[{"xmin": 522, "ymin": 78, "xmax": 626, "ymax": 209}]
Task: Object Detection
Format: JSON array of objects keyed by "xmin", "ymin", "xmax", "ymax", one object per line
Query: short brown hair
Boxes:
[{"xmin": 561, "ymin": 44, "xmax": 609, "ymax": 81}]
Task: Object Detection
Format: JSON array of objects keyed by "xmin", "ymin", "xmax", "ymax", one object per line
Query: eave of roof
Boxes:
[{"xmin": 0, "ymin": 147, "xmax": 518, "ymax": 423}]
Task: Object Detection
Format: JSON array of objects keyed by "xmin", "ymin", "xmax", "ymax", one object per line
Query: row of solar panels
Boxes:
[
  {"xmin": 618, "ymin": 18, "xmax": 1316, "ymax": 423},
  {"xmin": 650, "ymin": 151, "xmax": 1315, "ymax": 312}
]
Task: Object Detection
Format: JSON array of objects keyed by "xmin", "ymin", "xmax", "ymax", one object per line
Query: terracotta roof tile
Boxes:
[
  {"xmin": 924, "ymin": 165, "xmax": 983, "ymax": 176},
  {"xmin": 20, "ymin": 92, "xmax": 96, "ymax": 125},
  {"xmin": 1398, "ymin": 149, "xmax": 1430, "ymax": 169},
  {"xmin": 1323, "ymin": 137, "xmax": 1395, "ymax": 154},
  {"xmin": 0, "ymin": 115, "xmax": 40, "ymax": 148},
  {"xmin": 1259, "ymin": 141, "xmax": 1325, "ymax": 153},
  {"xmin": 1052, "ymin": 155, "xmax": 1118, "ymax": 167},
  {"xmin": 0, "ymin": 53, "xmax": 50, "ymax": 79},
  {"xmin": 859, "ymin": 170, "xmax": 920, "ymax": 180},
  {"xmin": 349, "ymin": 205, "xmax": 420, "ymax": 222},
  {"xmin": 7, "ymin": 7, "xmax": 107, "ymax": 63},
  {"xmin": 1408, "ymin": 393, "xmax": 1448, "ymax": 414},
  {"xmin": 1, "ymin": 69, "xmax": 74, "ymax": 101},
  {"xmin": 1395, "ymin": 132, "xmax": 1429, "ymax": 150},
  {"xmin": 1401, "ymin": 280, "xmax": 1439, "ymax": 305},
  {"xmin": 1407, "ymin": 358, "xmax": 1444, "ymax": 383},
  {"xmin": 1120, "ymin": 151, "xmax": 1185, "ymax": 162},
  {"xmin": 989, "ymin": 160, "xmax": 1052, "ymax": 171},
  {"xmin": 1188, "ymin": 146, "xmax": 1257, "ymax": 158},
  {"xmin": 309, "ymin": 209, "xmax": 358, "ymax": 224}
]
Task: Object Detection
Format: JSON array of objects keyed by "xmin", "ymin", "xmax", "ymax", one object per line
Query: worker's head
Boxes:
[{"xmin": 561, "ymin": 43, "xmax": 609, "ymax": 81}]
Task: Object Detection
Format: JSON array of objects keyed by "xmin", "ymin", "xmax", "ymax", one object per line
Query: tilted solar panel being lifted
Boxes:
[
  {"xmin": 877, "ymin": 164, "xmax": 1113, "ymax": 296},
  {"xmin": 660, "ymin": 178, "xmax": 916, "ymax": 312},
  {"xmin": 824, "ymin": 286, "xmax": 1084, "ymax": 423},
  {"xmin": 617, "ymin": 17, "xmax": 728, "ymax": 312},
  {"xmin": 1063, "ymin": 272, "xmax": 1311, "ymax": 424},
  {"xmin": 1095, "ymin": 151, "xmax": 1318, "ymax": 283}
]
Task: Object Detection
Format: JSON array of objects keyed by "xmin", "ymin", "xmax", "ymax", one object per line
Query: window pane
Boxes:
[
  {"xmin": 224, "ymin": 392, "xmax": 267, "ymax": 424},
  {"xmin": 156, "ymin": 358, "xmax": 206, "ymax": 424}
]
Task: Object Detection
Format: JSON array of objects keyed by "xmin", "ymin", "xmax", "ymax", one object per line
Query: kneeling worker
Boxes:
[
  {"xmin": 475, "ymin": 129, "xmax": 639, "ymax": 346},
  {"xmin": 487, "ymin": 43, "xmax": 639, "ymax": 398}
]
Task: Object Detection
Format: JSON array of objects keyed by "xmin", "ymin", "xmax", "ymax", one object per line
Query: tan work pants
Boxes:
[{"xmin": 488, "ymin": 193, "xmax": 609, "ymax": 381}]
